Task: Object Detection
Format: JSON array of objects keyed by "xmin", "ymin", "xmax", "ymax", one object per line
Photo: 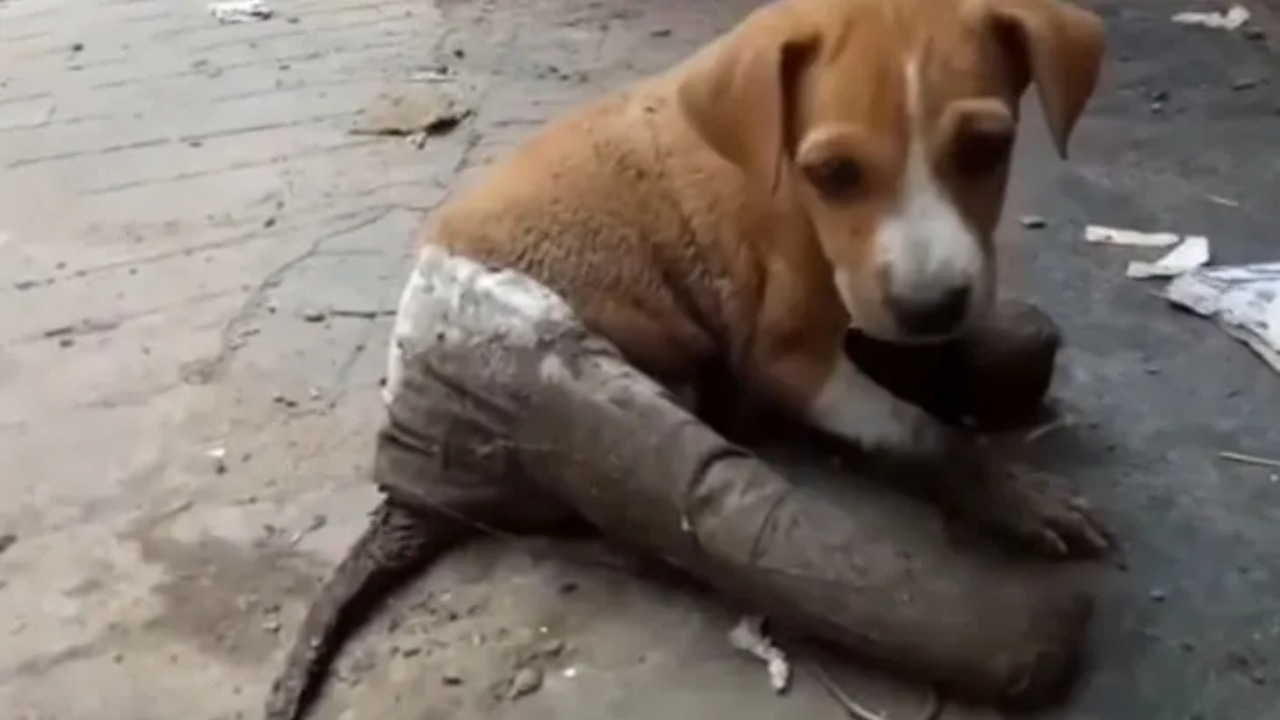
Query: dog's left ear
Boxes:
[
  {"xmin": 980, "ymin": 0, "xmax": 1105, "ymax": 158},
  {"xmin": 675, "ymin": 4, "xmax": 819, "ymax": 193}
]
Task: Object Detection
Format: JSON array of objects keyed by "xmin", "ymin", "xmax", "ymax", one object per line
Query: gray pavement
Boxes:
[{"xmin": 1, "ymin": 0, "xmax": 1277, "ymax": 719}]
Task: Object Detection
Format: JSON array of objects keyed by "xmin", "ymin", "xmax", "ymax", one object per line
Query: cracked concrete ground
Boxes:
[{"xmin": 1, "ymin": 0, "xmax": 1278, "ymax": 718}]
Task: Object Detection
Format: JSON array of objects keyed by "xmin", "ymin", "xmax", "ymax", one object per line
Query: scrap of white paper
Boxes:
[
  {"xmin": 728, "ymin": 616, "xmax": 791, "ymax": 694},
  {"xmin": 1085, "ymin": 225, "xmax": 1181, "ymax": 247},
  {"xmin": 1165, "ymin": 263, "xmax": 1280, "ymax": 374},
  {"xmin": 1126, "ymin": 235, "xmax": 1211, "ymax": 279},
  {"xmin": 1171, "ymin": 5, "xmax": 1251, "ymax": 30},
  {"xmin": 208, "ymin": 0, "xmax": 273, "ymax": 23}
]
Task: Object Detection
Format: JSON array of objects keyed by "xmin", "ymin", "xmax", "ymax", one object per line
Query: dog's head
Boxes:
[{"xmin": 677, "ymin": 0, "xmax": 1103, "ymax": 341}]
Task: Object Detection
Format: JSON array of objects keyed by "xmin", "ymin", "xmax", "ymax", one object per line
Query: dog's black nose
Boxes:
[{"xmin": 890, "ymin": 284, "xmax": 970, "ymax": 336}]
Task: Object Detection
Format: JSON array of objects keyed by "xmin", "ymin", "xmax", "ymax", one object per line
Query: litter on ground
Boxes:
[
  {"xmin": 727, "ymin": 616, "xmax": 791, "ymax": 694},
  {"xmin": 1171, "ymin": 5, "xmax": 1251, "ymax": 30},
  {"xmin": 1085, "ymin": 225, "xmax": 1180, "ymax": 247},
  {"xmin": 208, "ymin": 0, "xmax": 274, "ymax": 23},
  {"xmin": 1125, "ymin": 235, "xmax": 1211, "ymax": 279},
  {"xmin": 1165, "ymin": 263, "xmax": 1280, "ymax": 374}
]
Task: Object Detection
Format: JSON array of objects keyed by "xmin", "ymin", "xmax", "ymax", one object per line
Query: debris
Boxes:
[
  {"xmin": 562, "ymin": 666, "xmax": 578, "ymax": 679},
  {"xmin": 0, "ymin": 533, "xmax": 16, "ymax": 556},
  {"xmin": 1019, "ymin": 215, "xmax": 1047, "ymax": 229},
  {"xmin": 207, "ymin": 446, "xmax": 228, "ymax": 475},
  {"xmin": 505, "ymin": 667, "xmax": 543, "ymax": 700},
  {"xmin": 208, "ymin": 0, "xmax": 273, "ymax": 24},
  {"xmin": 263, "ymin": 618, "xmax": 283, "ymax": 634},
  {"xmin": 1149, "ymin": 588, "xmax": 1168, "ymax": 602},
  {"xmin": 1171, "ymin": 5, "xmax": 1250, "ymax": 31},
  {"xmin": 808, "ymin": 662, "xmax": 896, "ymax": 720},
  {"xmin": 1125, "ymin": 235, "xmax": 1210, "ymax": 279},
  {"xmin": 1165, "ymin": 263, "xmax": 1280, "ymax": 374},
  {"xmin": 1084, "ymin": 225, "xmax": 1180, "ymax": 247},
  {"xmin": 330, "ymin": 308, "xmax": 397, "ymax": 319},
  {"xmin": 1219, "ymin": 450, "xmax": 1280, "ymax": 470},
  {"xmin": 1208, "ymin": 195, "xmax": 1240, "ymax": 208},
  {"xmin": 442, "ymin": 671, "xmax": 463, "ymax": 685},
  {"xmin": 289, "ymin": 514, "xmax": 328, "ymax": 546},
  {"xmin": 301, "ymin": 309, "xmax": 327, "ymax": 323},
  {"xmin": 728, "ymin": 616, "xmax": 791, "ymax": 694},
  {"xmin": 350, "ymin": 85, "xmax": 473, "ymax": 149},
  {"xmin": 1232, "ymin": 77, "xmax": 1261, "ymax": 91}
]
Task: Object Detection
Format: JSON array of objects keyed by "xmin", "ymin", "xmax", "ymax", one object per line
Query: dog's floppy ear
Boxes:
[
  {"xmin": 675, "ymin": 6, "xmax": 819, "ymax": 192},
  {"xmin": 982, "ymin": 0, "xmax": 1105, "ymax": 158}
]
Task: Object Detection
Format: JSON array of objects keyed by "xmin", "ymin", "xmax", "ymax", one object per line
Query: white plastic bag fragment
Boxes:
[
  {"xmin": 209, "ymin": 0, "xmax": 273, "ymax": 23},
  {"xmin": 1126, "ymin": 235, "xmax": 1211, "ymax": 279},
  {"xmin": 1084, "ymin": 225, "xmax": 1180, "ymax": 247},
  {"xmin": 1165, "ymin": 263, "xmax": 1280, "ymax": 374},
  {"xmin": 1171, "ymin": 5, "xmax": 1251, "ymax": 30},
  {"xmin": 728, "ymin": 616, "xmax": 792, "ymax": 694}
]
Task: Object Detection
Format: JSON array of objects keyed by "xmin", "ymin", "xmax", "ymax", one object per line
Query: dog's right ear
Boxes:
[{"xmin": 675, "ymin": 6, "xmax": 819, "ymax": 194}]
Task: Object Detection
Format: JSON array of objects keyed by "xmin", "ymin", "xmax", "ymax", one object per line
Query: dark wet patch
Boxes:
[{"xmin": 122, "ymin": 505, "xmax": 326, "ymax": 666}]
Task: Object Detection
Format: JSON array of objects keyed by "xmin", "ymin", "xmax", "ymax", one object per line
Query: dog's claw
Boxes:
[{"xmin": 986, "ymin": 468, "xmax": 1114, "ymax": 559}]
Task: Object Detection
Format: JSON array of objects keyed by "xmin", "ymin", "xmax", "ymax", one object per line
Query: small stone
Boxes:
[
  {"xmin": 1150, "ymin": 102, "xmax": 1165, "ymax": 114},
  {"xmin": 58, "ymin": 337, "xmax": 75, "ymax": 348},
  {"xmin": 0, "ymin": 533, "xmax": 17, "ymax": 556},
  {"xmin": 1019, "ymin": 215, "xmax": 1047, "ymax": 229},
  {"xmin": 1179, "ymin": 639, "xmax": 1196, "ymax": 652},
  {"xmin": 442, "ymin": 671, "xmax": 463, "ymax": 686},
  {"xmin": 401, "ymin": 646, "xmax": 422, "ymax": 658},
  {"xmin": 650, "ymin": 28, "xmax": 672, "ymax": 37},
  {"xmin": 262, "ymin": 618, "xmax": 282, "ymax": 633},
  {"xmin": 1243, "ymin": 26, "xmax": 1266, "ymax": 41},
  {"xmin": 302, "ymin": 309, "xmax": 327, "ymax": 323},
  {"xmin": 506, "ymin": 667, "xmax": 543, "ymax": 700},
  {"xmin": 1150, "ymin": 89, "xmax": 1169, "ymax": 102},
  {"xmin": 71, "ymin": 42, "xmax": 85, "ymax": 52},
  {"xmin": 1149, "ymin": 588, "xmax": 1168, "ymax": 602},
  {"xmin": 1232, "ymin": 77, "xmax": 1260, "ymax": 91}
]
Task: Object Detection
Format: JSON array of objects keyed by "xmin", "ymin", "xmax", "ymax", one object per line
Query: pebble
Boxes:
[
  {"xmin": 0, "ymin": 533, "xmax": 15, "ymax": 556},
  {"xmin": 1232, "ymin": 77, "xmax": 1260, "ymax": 91},
  {"xmin": 1149, "ymin": 588, "xmax": 1168, "ymax": 602},
  {"xmin": 442, "ymin": 671, "xmax": 464, "ymax": 686},
  {"xmin": 302, "ymin": 309, "xmax": 328, "ymax": 323},
  {"xmin": 1019, "ymin": 215, "xmax": 1047, "ymax": 229},
  {"xmin": 506, "ymin": 667, "xmax": 543, "ymax": 700},
  {"xmin": 262, "ymin": 618, "xmax": 282, "ymax": 633}
]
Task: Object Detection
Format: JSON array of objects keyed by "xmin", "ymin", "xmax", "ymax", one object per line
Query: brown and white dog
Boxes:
[{"xmin": 425, "ymin": 0, "xmax": 1109, "ymax": 553}]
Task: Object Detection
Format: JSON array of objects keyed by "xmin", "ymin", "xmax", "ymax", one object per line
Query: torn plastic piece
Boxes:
[
  {"xmin": 1125, "ymin": 236, "xmax": 1210, "ymax": 279},
  {"xmin": 728, "ymin": 616, "xmax": 792, "ymax": 694},
  {"xmin": 1171, "ymin": 5, "xmax": 1250, "ymax": 30},
  {"xmin": 1084, "ymin": 225, "xmax": 1180, "ymax": 247},
  {"xmin": 209, "ymin": 0, "xmax": 273, "ymax": 24},
  {"xmin": 1165, "ymin": 263, "xmax": 1280, "ymax": 374}
]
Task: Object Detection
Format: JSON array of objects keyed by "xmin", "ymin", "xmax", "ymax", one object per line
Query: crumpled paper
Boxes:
[
  {"xmin": 208, "ymin": 0, "xmax": 273, "ymax": 24},
  {"xmin": 1166, "ymin": 263, "xmax": 1280, "ymax": 374}
]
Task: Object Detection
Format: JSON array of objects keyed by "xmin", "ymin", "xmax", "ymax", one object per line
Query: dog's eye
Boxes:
[
  {"xmin": 952, "ymin": 129, "xmax": 1014, "ymax": 176},
  {"xmin": 804, "ymin": 156, "xmax": 864, "ymax": 201}
]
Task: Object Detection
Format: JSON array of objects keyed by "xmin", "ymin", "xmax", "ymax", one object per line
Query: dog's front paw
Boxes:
[{"xmin": 982, "ymin": 468, "xmax": 1113, "ymax": 558}]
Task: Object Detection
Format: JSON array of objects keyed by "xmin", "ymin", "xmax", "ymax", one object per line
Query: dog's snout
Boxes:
[{"xmin": 889, "ymin": 284, "xmax": 970, "ymax": 336}]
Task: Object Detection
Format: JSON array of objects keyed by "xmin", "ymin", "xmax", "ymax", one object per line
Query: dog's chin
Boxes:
[{"xmin": 848, "ymin": 311, "xmax": 973, "ymax": 346}]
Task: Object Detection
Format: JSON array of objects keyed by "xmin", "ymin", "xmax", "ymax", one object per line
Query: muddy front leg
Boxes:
[{"xmin": 752, "ymin": 343, "xmax": 1112, "ymax": 558}]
